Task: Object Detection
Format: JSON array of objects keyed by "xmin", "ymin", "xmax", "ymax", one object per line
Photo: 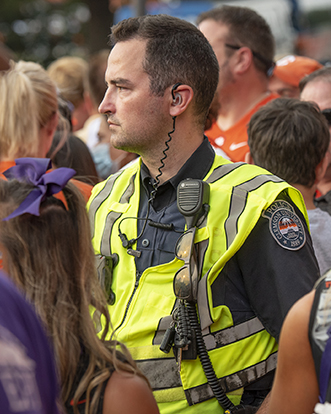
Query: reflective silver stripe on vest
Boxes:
[
  {"xmin": 225, "ymin": 187, "xmax": 248, "ymax": 249},
  {"xmin": 92, "ymin": 173, "xmax": 137, "ymax": 257},
  {"xmin": 236, "ymin": 174, "xmax": 284, "ymax": 192},
  {"xmin": 225, "ymin": 174, "xmax": 284, "ymax": 248},
  {"xmin": 119, "ymin": 174, "xmax": 136, "ymax": 204},
  {"xmin": 206, "ymin": 162, "xmax": 245, "ymax": 184},
  {"xmin": 198, "ymin": 269, "xmax": 213, "ymax": 331},
  {"xmin": 100, "ymin": 212, "xmax": 123, "ymax": 257},
  {"xmin": 197, "ymin": 239, "xmax": 209, "ymax": 281},
  {"xmin": 136, "ymin": 352, "xmax": 277, "ymax": 399},
  {"xmin": 136, "ymin": 357, "xmax": 182, "ymax": 391},
  {"xmin": 203, "ymin": 317, "xmax": 264, "ymax": 350},
  {"xmin": 185, "ymin": 352, "xmax": 277, "ymax": 406},
  {"xmin": 88, "ymin": 170, "xmax": 123, "ymax": 238}
]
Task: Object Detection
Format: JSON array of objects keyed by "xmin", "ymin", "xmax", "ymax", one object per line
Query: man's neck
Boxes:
[
  {"xmin": 293, "ymin": 183, "xmax": 316, "ymax": 210},
  {"xmin": 217, "ymin": 79, "xmax": 270, "ymax": 131},
  {"xmin": 142, "ymin": 131, "xmax": 204, "ymax": 184}
]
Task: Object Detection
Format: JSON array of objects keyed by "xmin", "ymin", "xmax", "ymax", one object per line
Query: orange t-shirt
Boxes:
[{"xmin": 205, "ymin": 93, "xmax": 279, "ymax": 162}]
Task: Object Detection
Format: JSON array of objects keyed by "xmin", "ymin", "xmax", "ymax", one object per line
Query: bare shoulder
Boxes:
[
  {"xmin": 282, "ymin": 290, "xmax": 315, "ymax": 338},
  {"xmin": 268, "ymin": 290, "xmax": 319, "ymax": 414},
  {"xmin": 103, "ymin": 370, "xmax": 160, "ymax": 414}
]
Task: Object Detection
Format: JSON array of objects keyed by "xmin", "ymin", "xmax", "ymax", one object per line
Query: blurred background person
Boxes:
[
  {"xmin": 300, "ymin": 68, "xmax": 331, "ymax": 214},
  {"xmin": 47, "ymin": 56, "xmax": 91, "ymax": 133},
  {"xmin": 197, "ymin": 5, "xmax": 277, "ymax": 162},
  {"xmin": 0, "ymin": 60, "xmax": 93, "ymax": 201},
  {"xmin": 76, "ymin": 49, "xmax": 109, "ymax": 150},
  {"xmin": 247, "ymin": 98, "xmax": 331, "ymax": 276},
  {"xmin": 269, "ymin": 55, "xmax": 323, "ymax": 98},
  {"xmin": 47, "ymin": 96, "xmax": 100, "ymax": 186},
  {"xmin": 0, "ymin": 61, "xmax": 58, "ymax": 170},
  {"xmin": 0, "ymin": 158, "xmax": 160, "ymax": 414},
  {"xmin": 48, "ymin": 133, "xmax": 100, "ymax": 186}
]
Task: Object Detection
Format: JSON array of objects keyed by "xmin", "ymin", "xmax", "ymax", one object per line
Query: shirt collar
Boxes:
[{"xmin": 141, "ymin": 136, "xmax": 215, "ymax": 194}]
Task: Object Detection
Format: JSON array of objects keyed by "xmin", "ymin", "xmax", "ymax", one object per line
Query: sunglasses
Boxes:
[
  {"xmin": 173, "ymin": 227, "xmax": 199, "ymax": 302},
  {"xmin": 225, "ymin": 43, "xmax": 276, "ymax": 77},
  {"xmin": 322, "ymin": 108, "xmax": 331, "ymax": 126}
]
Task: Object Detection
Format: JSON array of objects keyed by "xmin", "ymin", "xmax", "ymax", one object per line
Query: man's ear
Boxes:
[
  {"xmin": 234, "ymin": 47, "xmax": 253, "ymax": 75},
  {"xmin": 245, "ymin": 151, "xmax": 254, "ymax": 165},
  {"xmin": 169, "ymin": 84, "xmax": 194, "ymax": 117}
]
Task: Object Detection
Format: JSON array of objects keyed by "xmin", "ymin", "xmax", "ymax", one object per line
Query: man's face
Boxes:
[
  {"xmin": 198, "ymin": 19, "xmax": 235, "ymax": 93},
  {"xmin": 301, "ymin": 80, "xmax": 331, "ymax": 172},
  {"xmin": 268, "ymin": 76, "xmax": 299, "ymax": 98},
  {"xmin": 99, "ymin": 39, "xmax": 170, "ymax": 156},
  {"xmin": 300, "ymin": 80, "xmax": 331, "ymax": 111}
]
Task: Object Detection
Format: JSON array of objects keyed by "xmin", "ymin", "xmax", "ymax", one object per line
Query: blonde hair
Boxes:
[
  {"xmin": 0, "ymin": 180, "xmax": 147, "ymax": 414},
  {"xmin": 0, "ymin": 60, "xmax": 58, "ymax": 160},
  {"xmin": 47, "ymin": 56, "xmax": 88, "ymax": 108}
]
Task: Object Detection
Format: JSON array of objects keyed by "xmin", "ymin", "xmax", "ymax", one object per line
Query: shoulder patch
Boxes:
[{"xmin": 262, "ymin": 200, "xmax": 306, "ymax": 251}]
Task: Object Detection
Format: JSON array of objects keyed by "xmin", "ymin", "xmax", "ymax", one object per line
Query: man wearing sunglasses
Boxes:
[
  {"xmin": 197, "ymin": 5, "xmax": 278, "ymax": 163},
  {"xmin": 300, "ymin": 67, "xmax": 331, "ymax": 215},
  {"xmin": 88, "ymin": 14, "xmax": 319, "ymax": 414}
]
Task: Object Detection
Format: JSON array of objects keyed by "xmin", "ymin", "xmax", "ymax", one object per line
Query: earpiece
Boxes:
[
  {"xmin": 173, "ymin": 93, "xmax": 182, "ymax": 106},
  {"xmin": 171, "ymin": 82, "xmax": 183, "ymax": 105}
]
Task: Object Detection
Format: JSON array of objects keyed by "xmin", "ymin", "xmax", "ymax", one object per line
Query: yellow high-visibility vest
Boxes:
[{"xmin": 87, "ymin": 155, "xmax": 307, "ymax": 414}]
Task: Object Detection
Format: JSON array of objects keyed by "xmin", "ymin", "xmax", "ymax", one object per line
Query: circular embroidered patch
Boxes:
[{"xmin": 269, "ymin": 207, "xmax": 306, "ymax": 250}]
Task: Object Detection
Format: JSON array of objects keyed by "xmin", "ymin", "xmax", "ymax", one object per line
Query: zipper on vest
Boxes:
[{"xmin": 115, "ymin": 270, "xmax": 142, "ymax": 334}]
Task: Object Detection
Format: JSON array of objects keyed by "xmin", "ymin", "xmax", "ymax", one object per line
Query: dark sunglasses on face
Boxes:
[{"xmin": 322, "ymin": 108, "xmax": 331, "ymax": 126}]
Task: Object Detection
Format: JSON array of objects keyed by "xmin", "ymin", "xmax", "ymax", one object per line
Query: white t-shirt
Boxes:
[{"xmin": 308, "ymin": 208, "xmax": 331, "ymax": 276}]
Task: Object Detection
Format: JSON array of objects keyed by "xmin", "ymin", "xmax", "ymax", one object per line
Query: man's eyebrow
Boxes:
[{"xmin": 109, "ymin": 78, "xmax": 134, "ymax": 87}]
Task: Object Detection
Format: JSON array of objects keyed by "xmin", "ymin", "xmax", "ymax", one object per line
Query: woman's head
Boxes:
[
  {"xmin": 0, "ymin": 164, "xmax": 109, "ymax": 400},
  {"xmin": 0, "ymin": 159, "xmax": 149, "ymax": 412},
  {"xmin": 0, "ymin": 178, "xmax": 100, "ymax": 322},
  {"xmin": 0, "ymin": 61, "xmax": 58, "ymax": 160}
]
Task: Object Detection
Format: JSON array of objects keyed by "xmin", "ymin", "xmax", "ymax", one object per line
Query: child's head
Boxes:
[{"xmin": 247, "ymin": 98, "xmax": 330, "ymax": 187}]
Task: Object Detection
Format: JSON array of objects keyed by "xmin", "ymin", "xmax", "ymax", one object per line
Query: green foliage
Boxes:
[{"xmin": 0, "ymin": 0, "xmax": 90, "ymax": 67}]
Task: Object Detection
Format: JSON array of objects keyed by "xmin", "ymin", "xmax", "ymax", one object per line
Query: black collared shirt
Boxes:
[{"xmin": 135, "ymin": 137, "xmax": 214, "ymax": 273}]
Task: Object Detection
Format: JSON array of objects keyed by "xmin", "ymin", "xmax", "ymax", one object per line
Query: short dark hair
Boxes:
[
  {"xmin": 299, "ymin": 67, "xmax": 331, "ymax": 93},
  {"xmin": 110, "ymin": 14, "xmax": 219, "ymax": 125},
  {"xmin": 248, "ymin": 98, "xmax": 330, "ymax": 187},
  {"xmin": 197, "ymin": 5, "xmax": 275, "ymax": 76}
]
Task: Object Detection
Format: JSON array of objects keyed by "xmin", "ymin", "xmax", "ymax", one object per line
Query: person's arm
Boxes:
[
  {"xmin": 266, "ymin": 290, "xmax": 319, "ymax": 414},
  {"xmin": 102, "ymin": 370, "xmax": 160, "ymax": 414}
]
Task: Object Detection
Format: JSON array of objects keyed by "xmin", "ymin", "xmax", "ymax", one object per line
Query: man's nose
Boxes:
[{"xmin": 99, "ymin": 89, "xmax": 115, "ymax": 114}]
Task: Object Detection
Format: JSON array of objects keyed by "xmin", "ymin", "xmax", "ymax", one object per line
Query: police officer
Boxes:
[{"xmin": 88, "ymin": 14, "xmax": 319, "ymax": 414}]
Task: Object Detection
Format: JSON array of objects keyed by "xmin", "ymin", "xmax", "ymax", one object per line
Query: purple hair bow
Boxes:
[{"xmin": 3, "ymin": 158, "xmax": 76, "ymax": 221}]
